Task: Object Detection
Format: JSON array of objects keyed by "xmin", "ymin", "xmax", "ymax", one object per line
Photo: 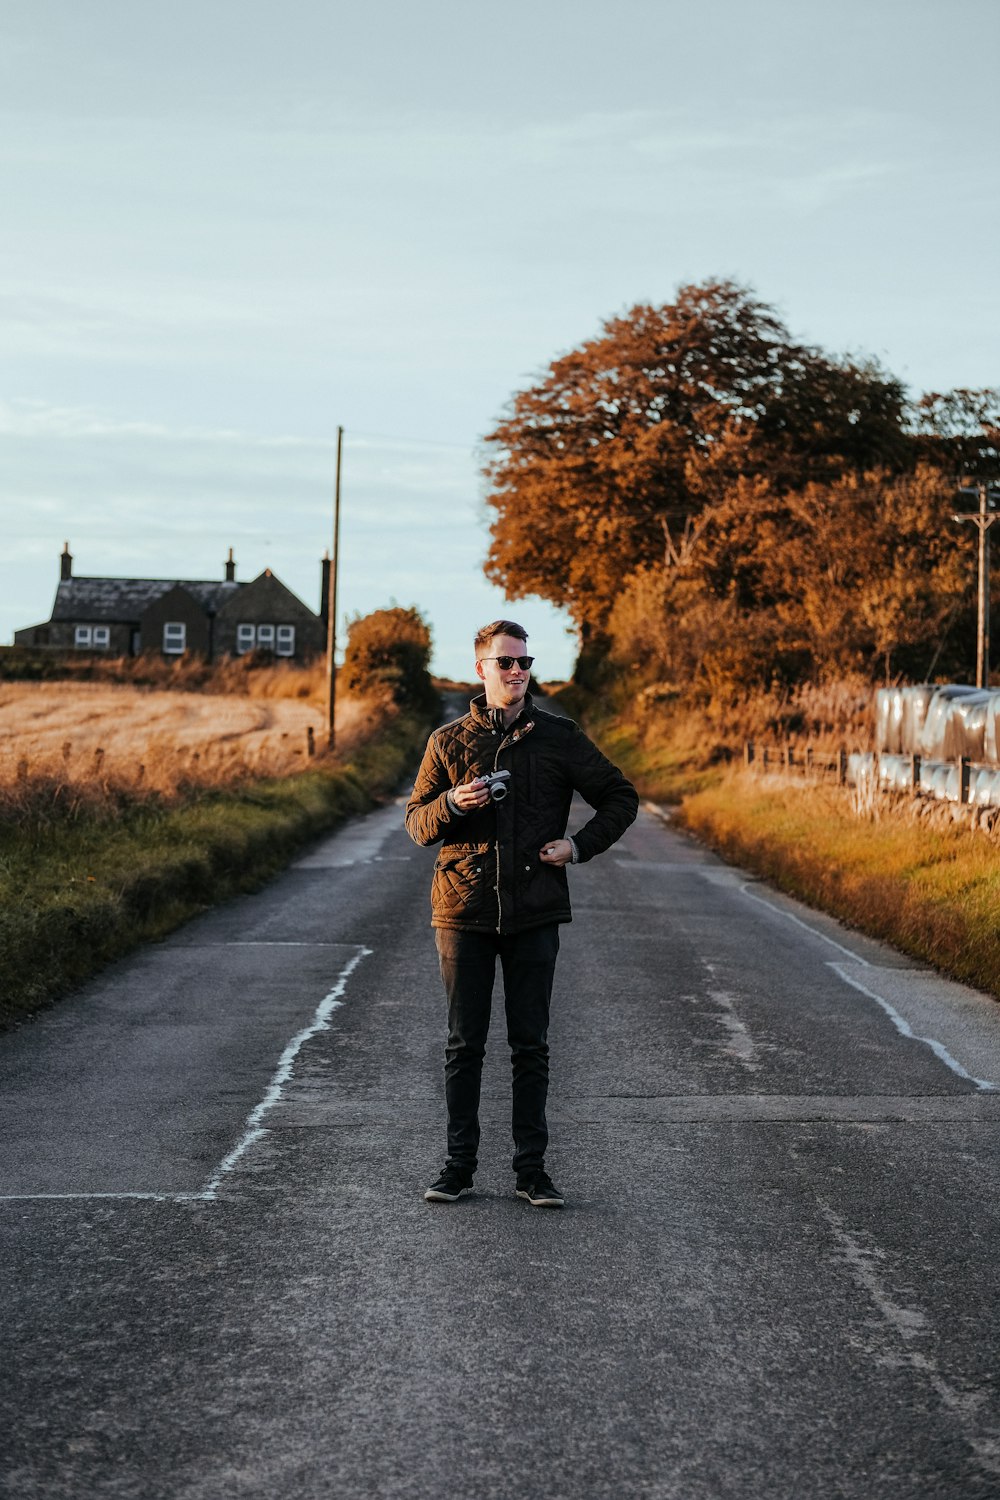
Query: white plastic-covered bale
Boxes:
[
  {"xmin": 942, "ymin": 691, "xmax": 991, "ymax": 760},
  {"xmin": 981, "ymin": 694, "xmax": 1000, "ymax": 764},
  {"xmin": 875, "ymin": 688, "xmax": 902, "ymax": 752},
  {"xmin": 847, "ymin": 751, "xmax": 875, "ymax": 785},
  {"xmin": 927, "ymin": 764, "xmax": 952, "ymax": 799},
  {"xmin": 899, "ymin": 685, "xmax": 935, "ymax": 754},
  {"xmin": 877, "ymin": 753, "xmax": 911, "ymax": 790},
  {"xmin": 916, "ymin": 759, "xmax": 945, "ymax": 794},
  {"xmin": 971, "ymin": 768, "xmax": 997, "ymax": 806},
  {"xmin": 918, "ymin": 686, "xmax": 983, "ymax": 759},
  {"xmin": 978, "ymin": 769, "xmax": 1000, "ymax": 807}
]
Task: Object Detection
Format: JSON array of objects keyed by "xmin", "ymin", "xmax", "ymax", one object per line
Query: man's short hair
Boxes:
[{"xmin": 474, "ymin": 619, "xmax": 528, "ymax": 657}]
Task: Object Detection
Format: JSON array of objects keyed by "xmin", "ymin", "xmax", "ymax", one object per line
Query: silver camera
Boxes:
[{"xmin": 478, "ymin": 769, "xmax": 512, "ymax": 802}]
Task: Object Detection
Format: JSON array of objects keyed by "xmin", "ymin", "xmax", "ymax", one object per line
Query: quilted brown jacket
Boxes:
[{"xmin": 405, "ymin": 693, "xmax": 639, "ymax": 934}]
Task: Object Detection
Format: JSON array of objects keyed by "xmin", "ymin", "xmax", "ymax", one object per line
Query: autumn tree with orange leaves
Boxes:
[{"xmin": 482, "ymin": 279, "xmax": 997, "ymax": 693}]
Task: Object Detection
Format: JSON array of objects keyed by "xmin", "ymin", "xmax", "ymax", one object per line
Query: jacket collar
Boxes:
[{"xmin": 470, "ymin": 691, "xmax": 534, "ymax": 734}]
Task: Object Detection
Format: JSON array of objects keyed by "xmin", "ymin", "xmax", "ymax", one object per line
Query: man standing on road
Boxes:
[{"xmin": 405, "ymin": 620, "xmax": 638, "ymax": 1208}]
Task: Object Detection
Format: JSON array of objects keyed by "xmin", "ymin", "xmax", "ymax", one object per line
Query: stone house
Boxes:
[{"xmin": 14, "ymin": 544, "xmax": 330, "ymax": 662}]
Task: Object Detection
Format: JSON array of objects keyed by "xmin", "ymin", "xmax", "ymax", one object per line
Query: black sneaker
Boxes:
[
  {"xmin": 424, "ymin": 1165, "xmax": 473, "ymax": 1202},
  {"xmin": 515, "ymin": 1169, "xmax": 565, "ymax": 1208}
]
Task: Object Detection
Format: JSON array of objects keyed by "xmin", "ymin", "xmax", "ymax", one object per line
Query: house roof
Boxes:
[{"xmin": 50, "ymin": 577, "xmax": 243, "ymax": 623}]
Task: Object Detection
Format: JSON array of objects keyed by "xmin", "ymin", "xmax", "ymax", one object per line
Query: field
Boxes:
[
  {"xmin": 0, "ymin": 676, "xmax": 433, "ymax": 1027},
  {"xmin": 0, "ymin": 680, "xmax": 372, "ymax": 799}
]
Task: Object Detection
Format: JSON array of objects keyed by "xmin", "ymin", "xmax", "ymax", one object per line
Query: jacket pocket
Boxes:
[
  {"xmin": 515, "ymin": 855, "xmax": 568, "ymax": 920},
  {"xmin": 433, "ymin": 844, "xmax": 493, "ymax": 920}
]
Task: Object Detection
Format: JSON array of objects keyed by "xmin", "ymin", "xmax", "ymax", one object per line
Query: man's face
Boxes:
[{"xmin": 475, "ymin": 633, "xmax": 531, "ymax": 710}]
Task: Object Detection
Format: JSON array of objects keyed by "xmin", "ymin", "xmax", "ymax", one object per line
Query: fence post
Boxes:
[
  {"xmin": 959, "ymin": 756, "xmax": 970, "ymax": 805},
  {"xmin": 744, "ymin": 740, "xmax": 754, "ymax": 767},
  {"xmin": 805, "ymin": 746, "xmax": 814, "ymax": 774},
  {"xmin": 307, "ymin": 725, "xmax": 316, "ymax": 758},
  {"xmin": 785, "ymin": 743, "xmax": 794, "ymax": 769},
  {"xmin": 838, "ymin": 748, "xmax": 847, "ymax": 786},
  {"xmin": 911, "ymin": 753, "xmax": 921, "ymax": 794}
]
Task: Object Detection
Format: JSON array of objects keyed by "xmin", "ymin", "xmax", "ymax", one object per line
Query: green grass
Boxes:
[
  {"xmin": 676, "ymin": 773, "xmax": 1000, "ymax": 1000},
  {"xmin": 0, "ymin": 711, "xmax": 431, "ymax": 1029},
  {"xmin": 551, "ymin": 691, "xmax": 727, "ymax": 804}
]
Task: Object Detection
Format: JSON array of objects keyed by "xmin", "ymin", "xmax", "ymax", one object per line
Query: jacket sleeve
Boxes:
[
  {"xmin": 566, "ymin": 726, "xmax": 639, "ymax": 862},
  {"xmin": 405, "ymin": 732, "xmax": 462, "ymax": 847}
]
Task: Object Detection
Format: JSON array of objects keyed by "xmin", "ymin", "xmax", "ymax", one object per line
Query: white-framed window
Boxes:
[
  {"xmin": 93, "ymin": 626, "xmax": 110, "ymax": 649},
  {"xmin": 74, "ymin": 625, "xmax": 92, "ymax": 649},
  {"xmin": 163, "ymin": 622, "xmax": 186, "ymax": 655},
  {"xmin": 234, "ymin": 623, "xmax": 294, "ymax": 655}
]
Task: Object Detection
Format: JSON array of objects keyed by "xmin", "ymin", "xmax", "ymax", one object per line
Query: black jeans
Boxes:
[{"xmin": 434, "ymin": 923, "xmax": 560, "ymax": 1176}]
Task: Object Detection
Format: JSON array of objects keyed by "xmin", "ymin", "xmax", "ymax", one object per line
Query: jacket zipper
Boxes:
[
  {"xmin": 492, "ymin": 713, "xmax": 534, "ymax": 934},
  {"xmin": 493, "ymin": 727, "xmax": 505, "ymax": 934}
]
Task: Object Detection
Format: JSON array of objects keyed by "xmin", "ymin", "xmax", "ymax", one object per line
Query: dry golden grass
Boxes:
[
  {"xmin": 677, "ymin": 770, "xmax": 1000, "ymax": 998},
  {"xmin": 0, "ymin": 648, "xmax": 329, "ymax": 698},
  {"xmin": 0, "ymin": 680, "xmax": 383, "ymax": 819},
  {"xmin": 0, "ymin": 702, "xmax": 431, "ymax": 1027},
  {"xmin": 559, "ymin": 675, "xmax": 1000, "ymax": 998}
]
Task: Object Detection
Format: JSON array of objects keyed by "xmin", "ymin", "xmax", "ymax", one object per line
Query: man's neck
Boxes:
[{"xmin": 485, "ymin": 698, "xmax": 523, "ymax": 729}]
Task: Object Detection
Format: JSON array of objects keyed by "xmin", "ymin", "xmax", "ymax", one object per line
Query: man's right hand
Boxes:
[{"xmin": 451, "ymin": 778, "xmax": 491, "ymax": 813}]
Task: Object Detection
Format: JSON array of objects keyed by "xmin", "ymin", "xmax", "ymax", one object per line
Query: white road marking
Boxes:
[
  {"xmin": 702, "ymin": 961, "xmax": 759, "ymax": 1070},
  {"xmin": 0, "ymin": 1192, "xmax": 199, "ymax": 1202},
  {"xmin": 817, "ymin": 1200, "xmax": 1000, "ymax": 1475},
  {"xmin": 739, "ymin": 882, "xmax": 872, "ymax": 965},
  {"xmin": 612, "ymin": 832, "xmax": 999, "ymax": 1095},
  {"xmin": 829, "ymin": 963, "xmax": 997, "ymax": 1092},
  {"xmin": 198, "ymin": 945, "xmax": 372, "ymax": 1200},
  {"xmin": 0, "ymin": 945, "xmax": 373, "ymax": 1205},
  {"xmin": 294, "ymin": 804, "xmax": 402, "ymax": 868}
]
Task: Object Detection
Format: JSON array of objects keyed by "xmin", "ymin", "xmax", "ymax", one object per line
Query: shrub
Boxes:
[{"xmin": 341, "ymin": 606, "xmax": 437, "ymax": 713}]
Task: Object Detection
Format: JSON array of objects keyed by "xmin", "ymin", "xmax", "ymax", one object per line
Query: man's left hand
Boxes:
[{"xmin": 539, "ymin": 839, "xmax": 573, "ymax": 867}]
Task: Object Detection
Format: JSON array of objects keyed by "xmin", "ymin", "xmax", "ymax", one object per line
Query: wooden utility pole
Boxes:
[
  {"xmin": 325, "ymin": 425, "xmax": 344, "ymax": 748},
  {"xmin": 952, "ymin": 481, "xmax": 1000, "ymax": 688}
]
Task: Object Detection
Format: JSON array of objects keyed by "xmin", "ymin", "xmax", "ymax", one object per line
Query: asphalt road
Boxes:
[{"xmin": 2, "ymin": 787, "xmax": 1000, "ymax": 1499}]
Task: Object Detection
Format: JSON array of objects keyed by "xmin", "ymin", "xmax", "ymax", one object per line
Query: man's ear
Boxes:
[{"xmin": 474, "ymin": 657, "xmax": 485, "ymax": 682}]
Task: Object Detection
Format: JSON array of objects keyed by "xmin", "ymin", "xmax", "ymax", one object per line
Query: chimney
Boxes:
[
  {"xmin": 60, "ymin": 541, "xmax": 73, "ymax": 581},
  {"xmin": 224, "ymin": 547, "xmax": 236, "ymax": 582},
  {"xmin": 320, "ymin": 550, "xmax": 331, "ymax": 623}
]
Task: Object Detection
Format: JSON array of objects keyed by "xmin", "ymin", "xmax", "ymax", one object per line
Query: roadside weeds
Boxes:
[
  {"xmin": 675, "ymin": 773, "xmax": 1000, "ymax": 1003},
  {"xmin": 0, "ymin": 711, "xmax": 431, "ymax": 1030},
  {"xmin": 556, "ymin": 686, "xmax": 1000, "ymax": 1007}
]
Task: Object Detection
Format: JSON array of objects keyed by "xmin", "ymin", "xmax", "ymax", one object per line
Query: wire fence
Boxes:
[{"xmin": 745, "ymin": 740, "xmax": 1000, "ymax": 811}]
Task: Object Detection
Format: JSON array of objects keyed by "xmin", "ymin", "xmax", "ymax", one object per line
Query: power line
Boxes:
[{"xmin": 349, "ymin": 428, "xmax": 479, "ymax": 453}]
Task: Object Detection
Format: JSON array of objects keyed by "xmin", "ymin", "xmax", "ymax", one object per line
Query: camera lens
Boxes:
[{"xmin": 490, "ymin": 782, "xmax": 508, "ymax": 802}]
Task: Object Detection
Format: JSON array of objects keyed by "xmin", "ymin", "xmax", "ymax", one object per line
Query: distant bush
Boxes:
[{"xmin": 341, "ymin": 606, "xmax": 438, "ymax": 713}]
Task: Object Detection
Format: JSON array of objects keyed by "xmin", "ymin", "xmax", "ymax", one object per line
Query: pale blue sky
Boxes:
[{"xmin": 2, "ymin": 0, "xmax": 997, "ymax": 678}]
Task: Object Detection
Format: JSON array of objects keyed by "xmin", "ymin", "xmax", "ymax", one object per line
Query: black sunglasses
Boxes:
[{"xmin": 482, "ymin": 655, "xmax": 534, "ymax": 671}]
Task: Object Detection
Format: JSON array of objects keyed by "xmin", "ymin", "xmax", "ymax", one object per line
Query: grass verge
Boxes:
[
  {"xmin": 0, "ymin": 710, "xmax": 431, "ymax": 1029},
  {"xmin": 551, "ymin": 678, "xmax": 1000, "ymax": 1002},
  {"xmin": 676, "ymin": 772, "xmax": 1000, "ymax": 1001},
  {"xmin": 546, "ymin": 686, "xmax": 727, "ymax": 803}
]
